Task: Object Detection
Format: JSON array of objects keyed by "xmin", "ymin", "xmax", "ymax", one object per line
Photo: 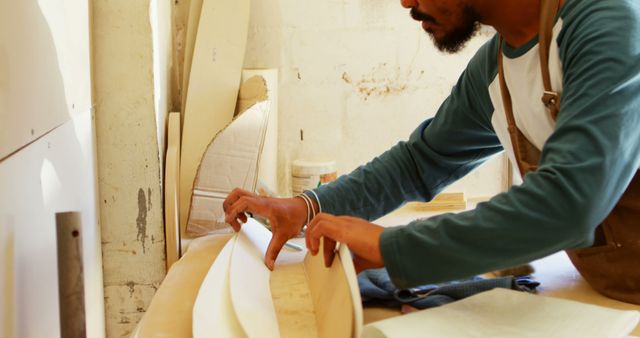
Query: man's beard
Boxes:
[{"xmin": 412, "ymin": 7, "xmax": 481, "ymax": 54}]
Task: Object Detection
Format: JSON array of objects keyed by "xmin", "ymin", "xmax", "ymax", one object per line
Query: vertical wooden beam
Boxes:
[{"xmin": 56, "ymin": 212, "xmax": 87, "ymax": 338}]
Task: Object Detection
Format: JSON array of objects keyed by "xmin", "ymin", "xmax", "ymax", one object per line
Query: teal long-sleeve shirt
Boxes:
[{"xmin": 309, "ymin": 0, "xmax": 640, "ymax": 288}]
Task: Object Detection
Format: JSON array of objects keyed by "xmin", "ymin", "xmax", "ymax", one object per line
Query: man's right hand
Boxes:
[{"xmin": 223, "ymin": 188, "xmax": 308, "ymax": 270}]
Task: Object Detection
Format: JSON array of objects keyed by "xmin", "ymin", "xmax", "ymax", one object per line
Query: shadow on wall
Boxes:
[{"xmin": 0, "ymin": 1, "xmax": 74, "ymax": 160}]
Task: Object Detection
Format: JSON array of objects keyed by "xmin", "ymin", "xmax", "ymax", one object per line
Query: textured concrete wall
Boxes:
[
  {"xmin": 92, "ymin": 1, "xmax": 167, "ymax": 336},
  {"xmin": 242, "ymin": 0, "xmax": 505, "ymax": 198}
]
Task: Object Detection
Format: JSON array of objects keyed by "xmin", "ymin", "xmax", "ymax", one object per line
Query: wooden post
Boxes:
[{"xmin": 56, "ymin": 212, "xmax": 87, "ymax": 338}]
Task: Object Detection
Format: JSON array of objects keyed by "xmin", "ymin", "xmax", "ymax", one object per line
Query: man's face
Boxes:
[{"xmin": 405, "ymin": 0, "xmax": 481, "ymax": 53}]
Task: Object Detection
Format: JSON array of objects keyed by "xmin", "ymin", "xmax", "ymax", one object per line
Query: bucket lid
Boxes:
[{"xmin": 292, "ymin": 160, "xmax": 336, "ymax": 176}]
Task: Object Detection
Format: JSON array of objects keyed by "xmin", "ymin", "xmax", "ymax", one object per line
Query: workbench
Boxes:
[
  {"xmin": 135, "ymin": 202, "xmax": 640, "ymax": 337},
  {"xmin": 367, "ymin": 202, "xmax": 640, "ymax": 336}
]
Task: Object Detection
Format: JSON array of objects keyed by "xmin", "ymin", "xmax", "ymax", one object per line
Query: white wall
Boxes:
[
  {"xmin": 0, "ymin": 113, "xmax": 105, "ymax": 338},
  {"xmin": 243, "ymin": 0, "xmax": 506, "ymax": 199},
  {"xmin": 0, "ymin": 1, "xmax": 105, "ymax": 337}
]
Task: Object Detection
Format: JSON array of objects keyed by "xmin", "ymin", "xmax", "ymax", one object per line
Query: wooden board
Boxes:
[
  {"xmin": 180, "ymin": 0, "xmax": 203, "ymax": 117},
  {"xmin": 405, "ymin": 192, "xmax": 467, "ymax": 212},
  {"xmin": 165, "ymin": 112, "xmax": 181, "ymax": 270},
  {"xmin": 179, "ymin": 0, "xmax": 251, "ymax": 237}
]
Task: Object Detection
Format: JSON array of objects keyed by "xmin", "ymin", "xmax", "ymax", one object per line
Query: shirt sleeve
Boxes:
[
  {"xmin": 381, "ymin": 0, "xmax": 640, "ymax": 288},
  {"xmin": 310, "ymin": 38, "xmax": 503, "ymax": 222}
]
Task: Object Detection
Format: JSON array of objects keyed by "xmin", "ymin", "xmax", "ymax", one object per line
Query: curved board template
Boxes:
[
  {"xmin": 241, "ymin": 70, "xmax": 279, "ymax": 195},
  {"xmin": 229, "ymin": 220, "xmax": 280, "ymax": 338},
  {"xmin": 192, "ymin": 236, "xmax": 245, "ymax": 338},
  {"xmin": 179, "ymin": 0, "xmax": 251, "ymax": 237},
  {"xmin": 187, "ymin": 82, "xmax": 270, "ymax": 236}
]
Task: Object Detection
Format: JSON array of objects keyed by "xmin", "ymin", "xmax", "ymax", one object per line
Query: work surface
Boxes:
[
  {"xmin": 368, "ymin": 203, "xmax": 640, "ymax": 336},
  {"xmin": 139, "ymin": 203, "xmax": 640, "ymax": 337}
]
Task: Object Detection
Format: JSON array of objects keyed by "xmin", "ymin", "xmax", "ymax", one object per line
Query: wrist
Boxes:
[{"xmin": 290, "ymin": 196, "xmax": 309, "ymax": 229}]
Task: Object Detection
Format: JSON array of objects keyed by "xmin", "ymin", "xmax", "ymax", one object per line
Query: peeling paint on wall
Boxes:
[
  {"xmin": 136, "ymin": 188, "xmax": 148, "ymax": 253},
  {"xmin": 341, "ymin": 63, "xmax": 425, "ymax": 101}
]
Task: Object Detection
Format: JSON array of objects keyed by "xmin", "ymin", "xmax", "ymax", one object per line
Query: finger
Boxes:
[
  {"xmin": 225, "ymin": 198, "xmax": 249, "ymax": 232},
  {"xmin": 307, "ymin": 216, "xmax": 341, "ymax": 256},
  {"xmin": 306, "ymin": 214, "xmax": 326, "ymax": 254},
  {"xmin": 223, "ymin": 188, "xmax": 254, "ymax": 212},
  {"xmin": 265, "ymin": 234, "xmax": 288, "ymax": 270},
  {"xmin": 323, "ymin": 237, "xmax": 337, "ymax": 267},
  {"xmin": 238, "ymin": 212, "xmax": 247, "ymax": 224}
]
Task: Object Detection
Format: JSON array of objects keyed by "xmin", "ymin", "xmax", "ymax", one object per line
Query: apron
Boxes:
[{"xmin": 497, "ymin": 0, "xmax": 640, "ymax": 304}]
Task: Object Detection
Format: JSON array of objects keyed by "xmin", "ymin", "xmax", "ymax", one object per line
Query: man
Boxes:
[{"xmin": 224, "ymin": 0, "xmax": 640, "ymax": 304}]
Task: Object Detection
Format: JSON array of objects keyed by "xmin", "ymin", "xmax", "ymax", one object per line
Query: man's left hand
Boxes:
[{"xmin": 305, "ymin": 213, "xmax": 385, "ymax": 272}]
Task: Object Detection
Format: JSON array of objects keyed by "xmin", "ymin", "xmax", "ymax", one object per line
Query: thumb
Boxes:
[{"xmin": 264, "ymin": 234, "xmax": 288, "ymax": 270}]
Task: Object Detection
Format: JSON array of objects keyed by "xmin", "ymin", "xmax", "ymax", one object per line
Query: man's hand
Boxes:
[
  {"xmin": 305, "ymin": 213, "xmax": 385, "ymax": 273},
  {"xmin": 223, "ymin": 188, "xmax": 307, "ymax": 270}
]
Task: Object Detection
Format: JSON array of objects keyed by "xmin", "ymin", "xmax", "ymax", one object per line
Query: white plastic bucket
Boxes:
[{"xmin": 291, "ymin": 160, "xmax": 337, "ymax": 195}]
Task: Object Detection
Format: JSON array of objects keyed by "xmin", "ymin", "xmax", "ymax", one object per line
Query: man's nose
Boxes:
[{"xmin": 400, "ymin": 0, "xmax": 418, "ymax": 8}]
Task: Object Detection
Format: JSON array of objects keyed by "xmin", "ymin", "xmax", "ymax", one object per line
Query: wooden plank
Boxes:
[
  {"xmin": 405, "ymin": 192, "xmax": 467, "ymax": 212},
  {"xmin": 56, "ymin": 212, "xmax": 87, "ymax": 338},
  {"xmin": 165, "ymin": 112, "xmax": 181, "ymax": 269},
  {"xmin": 179, "ymin": 0, "xmax": 251, "ymax": 237},
  {"xmin": 180, "ymin": 0, "xmax": 203, "ymax": 116}
]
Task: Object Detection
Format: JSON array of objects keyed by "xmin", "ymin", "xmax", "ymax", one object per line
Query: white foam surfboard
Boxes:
[
  {"xmin": 192, "ymin": 236, "xmax": 245, "ymax": 338},
  {"xmin": 229, "ymin": 220, "xmax": 280, "ymax": 338}
]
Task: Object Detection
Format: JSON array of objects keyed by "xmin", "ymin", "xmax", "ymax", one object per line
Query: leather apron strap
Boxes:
[
  {"xmin": 497, "ymin": 0, "xmax": 640, "ymax": 305},
  {"xmin": 497, "ymin": 0, "xmax": 561, "ymax": 177}
]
